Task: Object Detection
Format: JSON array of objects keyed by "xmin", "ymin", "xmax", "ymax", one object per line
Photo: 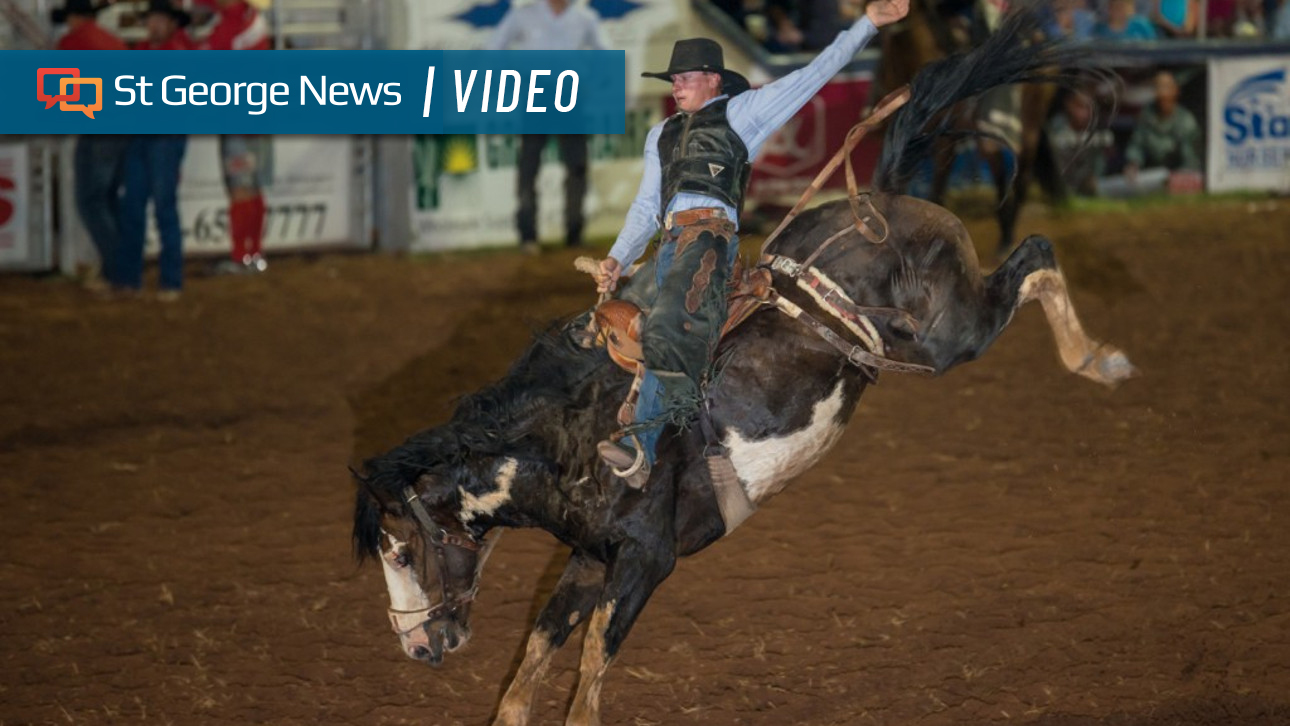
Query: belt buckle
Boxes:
[{"xmin": 666, "ymin": 207, "xmax": 726, "ymax": 230}]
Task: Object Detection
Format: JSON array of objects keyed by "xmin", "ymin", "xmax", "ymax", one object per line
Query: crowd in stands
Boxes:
[
  {"xmin": 715, "ymin": 0, "xmax": 1290, "ymax": 52},
  {"xmin": 711, "ymin": 0, "xmax": 1273, "ymax": 200}
]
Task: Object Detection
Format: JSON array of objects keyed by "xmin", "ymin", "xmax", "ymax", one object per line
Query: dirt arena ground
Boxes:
[{"xmin": 1, "ymin": 199, "xmax": 1287, "ymax": 726}]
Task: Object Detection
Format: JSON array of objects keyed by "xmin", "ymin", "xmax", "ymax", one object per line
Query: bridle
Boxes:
[{"xmin": 386, "ymin": 486, "xmax": 497, "ymax": 637}]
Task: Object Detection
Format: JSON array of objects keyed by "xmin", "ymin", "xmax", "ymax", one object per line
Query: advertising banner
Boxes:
[
  {"xmin": 164, "ymin": 135, "xmax": 356, "ymax": 255},
  {"xmin": 0, "ymin": 144, "xmax": 31, "ymax": 267},
  {"xmin": 409, "ymin": 110, "xmax": 655, "ymax": 250},
  {"xmin": 1208, "ymin": 56, "xmax": 1290, "ymax": 192},
  {"xmin": 403, "ymin": 0, "xmax": 674, "ymax": 250}
]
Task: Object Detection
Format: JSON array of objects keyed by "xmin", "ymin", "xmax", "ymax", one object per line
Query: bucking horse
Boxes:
[{"xmin": 352, "ymin": 10, "xmax": 1136, "ymax": 726}]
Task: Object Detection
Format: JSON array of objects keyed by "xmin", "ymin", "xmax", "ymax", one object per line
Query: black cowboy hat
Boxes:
[
  {"xmin": 50, "ymin": 0, "xmax": 106, "ymax": 24},
  {"xmin": 142, "ymin": 0, "xmax": 192, "ymax": 27},
  {"xmin": 641, "ymin": 38, "xmax": 751, "ymax": 96}
]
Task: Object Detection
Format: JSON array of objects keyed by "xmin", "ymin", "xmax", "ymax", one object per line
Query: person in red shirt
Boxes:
[
  {"xmin": 52, "ymin": 0, "xmax": 131, "ymax": 296},
  {"xmin": 133, "ymin": 0, "xmax": 194, "ymax": 50},
  {"xmin": 198, "ymin": 0, "xmax": 271, "ymax": 51},
  {"xmin": 198, "ymin": 0, "xmax": 273, "ymax": 273},
  {"xmin": 54, "ymin": 0, "xmax": 127, "ymax": 51},
  {"xmin": 117, "ymin": 0, "xmax": 193, "ymax": 300}
]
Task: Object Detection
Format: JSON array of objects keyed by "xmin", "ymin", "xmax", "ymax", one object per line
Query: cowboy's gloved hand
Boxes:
[
  {"xmin": 596, "ymin": 257, "xmax": 622, "ymax": 294},
  {"xmin": 865, "ymin": 0, "xmax": 910, "ymax": 27}
]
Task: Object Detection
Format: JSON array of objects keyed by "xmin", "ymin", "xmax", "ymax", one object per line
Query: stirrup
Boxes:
[
  {"xmin": 609, "ymin": 433, "xmax": 646, "ymax": 479},
  {"xmin": 597, "ymin": 436, "xmax": 650, "ymax": 490}
]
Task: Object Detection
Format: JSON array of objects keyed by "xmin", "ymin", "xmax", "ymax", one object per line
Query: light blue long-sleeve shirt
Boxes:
[{"xmin": 607, "ymin": 16, "xmax": 878, "ymax": 268}]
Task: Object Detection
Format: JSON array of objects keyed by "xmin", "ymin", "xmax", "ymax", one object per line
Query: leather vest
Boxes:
[{"xmin": 658, "ymin": 98, "xmax": 751, "ymax": 217}]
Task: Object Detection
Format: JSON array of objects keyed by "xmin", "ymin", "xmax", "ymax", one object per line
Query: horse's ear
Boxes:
[{"xmin": 350, "ymin": 465, "xmax": 385, "ymax": 506}]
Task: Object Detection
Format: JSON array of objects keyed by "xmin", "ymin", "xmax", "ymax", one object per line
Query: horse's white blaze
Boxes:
[
  {"xmin": 380, "ymin": 533, "xmax": 430, "ymax": 619},
  {"xmin": 725, "ymin": 380, "xmax": 848, "ymax": 503},
  {"xmin": 460, "ymin": 457, "xmax": 517, "ymax": 524}
]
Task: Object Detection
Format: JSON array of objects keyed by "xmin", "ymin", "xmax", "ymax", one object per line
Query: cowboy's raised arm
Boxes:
[{"xmin": 728, "ymin": 0, "xmax": 909, "ymax": 153}]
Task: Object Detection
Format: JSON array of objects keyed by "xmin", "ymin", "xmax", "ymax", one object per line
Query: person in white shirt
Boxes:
[
  {"xmin": 487, "ymin": 0, "xmax": 607, "ymax": 252},
  {"xmin": 593, "ymin": 0, "xmax": 910, "ymax": 487}
]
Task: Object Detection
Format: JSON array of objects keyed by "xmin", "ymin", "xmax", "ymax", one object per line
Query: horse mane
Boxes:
[
  {"xmin": 352, "ymin": 318, "xmax": 614, "ymax": 560},
  {"xmin": 874, "ymin": 3, "xmax": 1106, "ymax": 195}
]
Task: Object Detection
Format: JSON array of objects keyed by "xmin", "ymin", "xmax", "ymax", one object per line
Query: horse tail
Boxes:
[{"xmin": 874, "ymin": 4, "xmax": 1103, "ymax": 196}]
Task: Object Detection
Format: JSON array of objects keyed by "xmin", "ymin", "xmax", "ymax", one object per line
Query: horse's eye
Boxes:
[{"xmin": 393, "ymin": 551, "xmax": 412, "ymax": 568}]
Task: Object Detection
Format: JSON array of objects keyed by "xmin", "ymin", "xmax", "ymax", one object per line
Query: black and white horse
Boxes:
[{"xmin": 352, "ymin": 11, "xmax": 1134, "ymax": 726}]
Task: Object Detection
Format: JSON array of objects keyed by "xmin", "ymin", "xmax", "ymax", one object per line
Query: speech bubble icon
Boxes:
[
  {"xmin": 37, "ymin": 67, "xmax": 81, "ymax": 109},
  {"xmin": 60, "ymin": 77, "xmax": 102, "ymax": 120}
]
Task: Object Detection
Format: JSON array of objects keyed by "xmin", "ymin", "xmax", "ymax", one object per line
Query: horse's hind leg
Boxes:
[
  {"xmin": 492, "ymin": 553, "xmax": 606, "ymax": 726},
  {"xmin": 988, "ymin": 235, "xmax": 1137, "ymax": 386}
]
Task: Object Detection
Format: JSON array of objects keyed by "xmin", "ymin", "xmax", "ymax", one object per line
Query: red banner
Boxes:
[{"xmin": 747, "ymin": 77, "xmax": 879, "ymax": 207}]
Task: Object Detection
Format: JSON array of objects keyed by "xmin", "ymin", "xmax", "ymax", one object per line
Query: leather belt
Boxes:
[{"xmin": 665, "ymin": 207, "xmax": 728, "ymax": 229}]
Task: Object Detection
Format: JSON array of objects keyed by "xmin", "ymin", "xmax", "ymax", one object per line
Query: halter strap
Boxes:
[{"xmin": 387, "ymin": 487, "xmax": 488, "ymax": 636}]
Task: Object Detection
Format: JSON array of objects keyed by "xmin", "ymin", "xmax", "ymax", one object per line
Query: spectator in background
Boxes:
[
  {"xmin": 1046, "ymin": 90, "xmax": 1113, "ymax": 196},
  {"xmin": 1100, "ymin": 70, "xmax": 1199, "ymax": 196},
  {"xmin": 200, "ymin": 0, "xmax": 273, "ymax": 273},
  {"xmin": 711, "ymin": 0, "xmax": 802, "ymax": 52},
  {"xmin": 118, "ymin": 0, "xmax": 193, "ymax": 302},
  {"xmin": 1093, "ymin": 0, "xmax": 1159, "ymax": 38},
  {"xmin": 795, "ymin": 0, "xmax": 858, "ymax": 51},
  {"xmin": 1205, "ymin": 0, "xmax": 1239, "ymax": 35},
  {"xmin": 488, "ymin": 0, "xmax": 606, "ymax": 253},
  {"xmin": 1275, "ymin": 0, "xmax": 1290, "ymax": 38},
  {"xmin": 133, "ymin": 0, "xmax": 193, "ymax": 49},
  {"xmin": 1124, "ymin": 71, "xmax": 1200, "ymax": 176},
  {"xmin": 1231, "ymin": 0, "xmax": 1266, "ymax": 36},
  {"xmin": 54, "ymin": 0, "xmax": 123, "ymax": 49},
  {"xmin": 1054, "ymin": 0, "xmax": 1098, "ymax": 39},
  {"xmin": 53, "ymin": 0, "xmax": 132, "ymax": 297},
  {"xmin": 1155, "ymin": 0, "xmax": 1199, "ymax": 36}
]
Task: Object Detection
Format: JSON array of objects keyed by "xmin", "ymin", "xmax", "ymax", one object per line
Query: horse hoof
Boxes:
[{"xmin": 1094, "ymin": 349, "xmax": 1139, "ymax": 386}]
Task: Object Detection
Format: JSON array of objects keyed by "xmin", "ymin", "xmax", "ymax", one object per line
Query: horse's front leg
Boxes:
[
  {"xmin": 566, "ymin": 541, "xmax": 676, "ymax": 726},
  {"xmin": 492, "ymin": 552, "xmax": 606, "ymax": 726}
]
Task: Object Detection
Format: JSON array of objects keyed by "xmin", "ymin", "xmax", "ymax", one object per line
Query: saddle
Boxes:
[{"xmin": 592, "ymin": 257, "xmax": 773, "ymax": 374}]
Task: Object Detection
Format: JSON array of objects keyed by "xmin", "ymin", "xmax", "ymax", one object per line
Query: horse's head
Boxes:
[{"xmin": 354, "ymin": 467, "xmax": 502, "ymax": 666}]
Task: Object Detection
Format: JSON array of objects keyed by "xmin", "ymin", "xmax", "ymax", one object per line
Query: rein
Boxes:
[{"xmin": 387, "ymin": 486, "xmax": 494, "ymax": 636}]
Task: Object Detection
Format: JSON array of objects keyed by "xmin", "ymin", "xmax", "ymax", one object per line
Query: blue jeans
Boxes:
[
  {"xmin": 630, "ymin": 229, "xmax": 740, "ymax": 465},
  {"xmin": 118, "ymin": 136, "xmax": 188, "ymax": 291},
  {"xmin": 73, "ymin": 135, "xmax": 131, "ymax": 281}
]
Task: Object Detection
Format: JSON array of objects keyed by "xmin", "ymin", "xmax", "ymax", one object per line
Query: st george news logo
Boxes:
[{"xmin": 37, "ymin": 68, "xmax": 103, "ymax": 119}]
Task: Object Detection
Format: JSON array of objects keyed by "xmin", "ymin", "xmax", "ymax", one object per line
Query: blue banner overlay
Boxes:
[{"xmin": 3, "ymin": 50, "xmax": 626, "ymax": 134}]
